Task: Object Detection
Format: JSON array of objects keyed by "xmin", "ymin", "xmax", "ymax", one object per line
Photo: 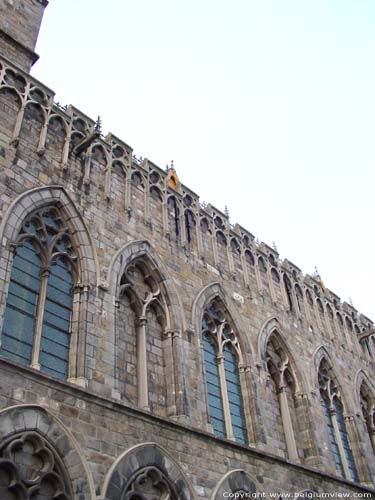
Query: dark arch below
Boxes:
[{"xmin": 102, "ymin": 442, "xmax": 196, "ymax": 500}]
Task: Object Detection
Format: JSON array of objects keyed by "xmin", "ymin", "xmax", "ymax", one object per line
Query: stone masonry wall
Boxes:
[{"xmin": 0, "ymin": 37, "xmax": 374, "ymax": 500}]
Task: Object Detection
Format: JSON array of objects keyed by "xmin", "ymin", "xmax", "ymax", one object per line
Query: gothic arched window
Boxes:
[
  {"xmin": 167, "ymin": 196, "xmax": 180, "ymax": 241},
  {"xmin": 295, "ymin": 284, "xmax": 304, "ymax": 314},
  {"xmin": 0, "ymin": 431, "xmax": 73, "ymax": 499},
  {"xmin": 283, "ymin": 274, "xmax": 293, "ymax": 311},
  {"xmin": 266, "ymin": 334, "xmax": 300, "ymax": 461},
  {"xmin": 318, "ymin": 359, "xmax": 359, "ymax": 482},
  {"xmin": 360, "ymin": 381, "xmax": 375, "ymax": 455},
  {"xmin": 184, "ymin": 209, "xmax": 196, "ymax": 244},
  {"xmin": 1, "ymin": 206, "xmax": 77, "ymax": 380},
  {"xmin": 117, "ymin": 257, "xmax": 168, "ymax": 415},
  {"xmin": 202, "ymin": 299, "xmax": 247, "ymax": 444}
]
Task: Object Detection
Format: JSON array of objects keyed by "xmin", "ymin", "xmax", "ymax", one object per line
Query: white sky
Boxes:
[{"xmin": 32, "ymin": 0, "xmax": 374, "ymax": 321}]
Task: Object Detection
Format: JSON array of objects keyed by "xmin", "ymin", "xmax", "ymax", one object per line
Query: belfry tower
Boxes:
[{"xmin": 0, "ymin": 0, "xmax": 48, "ymax": 72}]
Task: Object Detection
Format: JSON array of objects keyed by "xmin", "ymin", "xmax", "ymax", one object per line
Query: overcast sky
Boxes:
[{"xmin": 32, "ymin": 0, "xmax": 375, "ymax": 321}]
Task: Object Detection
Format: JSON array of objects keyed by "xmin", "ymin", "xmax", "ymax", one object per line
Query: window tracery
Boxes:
[
  {"xmin": 359, "ymin": 381, "xmax": 375, "ymax": 455},
  {"xmin": 0, "ymin": 431, "xmax": 72, "ymax": 499},
  {"xmin": 124, "ymin": 466, "xmax": 177, "ymax": 500},
  {"xmin": 118, "ymin": 257, "xmax": 168, "ymax": 413},
  {"xmin": 318, "ymin": 359, "xmax": 359, "ymax": 482},
  {"xmin": 283, "ymin": 274, "xmax": 293, "ymax": 312},
  {"xmin": 295, "ymin": 285, "xmax": 303, "ymax": 314},
  {"xmin": 266, "ymin": 335, "xmax": 299, "ymax": 461},
  {"xmin": 0, "ymin": 206, "xmax": 77, "ymax": 380},
  {"xmin": 167, "ymin": 196, "xmax": 180, "ymax": 241},
  {"xmin": 202, "ymin": 299, "xmax": 247, "ymax": 444},
  {"xmin": 184, "ymin": 209, "xmax": 196, "ymax": 244}
]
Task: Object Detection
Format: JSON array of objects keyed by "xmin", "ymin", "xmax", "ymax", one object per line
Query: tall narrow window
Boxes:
[
  {"xmin": 202, "ymin": 299, "xmax": 247, "ymax": 444},
  {"xmin": 360, "ymin": 381, "xmax": 375, "ymax": 455},
  {"xmin": 117, "ymin": 257, "xmax": 168, "ymax": 416},
  {"xmin": 266, "ymin": 334, "xmax": 300, "ymax": 461},
  {"xmin": 167, "ymin": 196, "xmax": 180, "ymax": 241},
  {"xmin": 184, "ymin": 209, "xmax": 195, "ymax": 244},
  {"xmin": 1, "ymin": 241, "xmax": 41, "ymax": 365},
  {"xmin": 318, "ymin": 359, "xmax": 359, "ymax": 482},
  {"xmin": 0, "ymin": 207, "xmax": 77, "ymax": 380},
  {"xmin": 283, "ymin": 274, "xmax": 293, "ymax": 311}
]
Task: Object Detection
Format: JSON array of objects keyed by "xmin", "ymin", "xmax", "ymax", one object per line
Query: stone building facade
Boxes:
[{"xmin": 0, "ymin": 1, "xmax": 374, "ymax": 499}]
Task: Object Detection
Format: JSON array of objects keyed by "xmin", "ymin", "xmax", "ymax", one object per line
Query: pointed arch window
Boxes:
[
  {"xmin": 1, "ymin": 207, "xmax": 77, "ymax": 380},
  {"xmin": 118, "ymin": 257, "xmax": 169, "ymax": 414},
  {"xmin": 360, "ymin": 381, "xmax": 375, "ymax": 456},
  {"xmin": 202, "ymin": 299, "xmax": 247, "ymax": 444},
  {"xmin": 266, "ymin": 335, "xmax": 299, "ymax": 461},
  {"xmin": 283, "ymin": 274, "xmax": 293, "ymax": 311},
  {"xmin": 318, "ymin": 360, "xmax": 359, "ymax": 482},
  {"xmin": 184, "ymin": 209, "xmax": 196, "ymax": 244}
]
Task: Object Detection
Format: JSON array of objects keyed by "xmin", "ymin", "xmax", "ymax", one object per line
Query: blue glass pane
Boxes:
[
  {"xmin": 42, "ymin": 213, "xmax": 59, "ymax": 230},
  {"xmin": 0, "ymin": 243, "xmax": 40, "ymax": 366},
  {"xmin": 203, "ymin": 334, "xmax": 226, "ymax": 438},
  {"xmin": 40, "ymin": 259, "xmax": 73, "ymax": 380},
  {"xmin": 321, "ymin": 393, "xmax": 345, "ymax": 477},
  {"xmin": 333, "ymin": 397, "xmax": 359, "ymax": 482},
  {"xmin": 224, "ymin": 345, "xmax": 247, "ymax": 444}
]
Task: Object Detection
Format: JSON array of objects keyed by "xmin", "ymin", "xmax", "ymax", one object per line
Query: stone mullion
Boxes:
[
  {"xmin": 344, "ymin": 414, "xmax": 365, "ymax": 482},
  {"xmin": 332, "ymin": 315, "xmax": 345, "ymax": 345},
  {"xmin": 240, "ymin": 252, "xmax": 250, "ymax": 288},
  {"xmin": 181, "ymin": 210, "xmax": 189, "ymax": 247},
  {"xmin": 217, "ymin": 353, "xmax": 234, "ymax": 440},
  {"xmin": 111, "ymin": 298, "xmax": 121, "ymax": 398},
  {"xmin": 277, "ymin": 382, "xmax": 298, "ymax": 461},
  {"xmin": 11, "ymin": 91, "xmax": 28, "ymax": 145},
  {"xmin": 30, "ymin": 267, "xmax": 49, "ymax": 370},
  {"xmin": 291, "ymin": 287, "xmax": 300, "ymax": 317},
  {"xmin": 367, "ymin": 413, "xmax": 375, "ymax": 455},
  {"xmin": 61, "ymin": 122, "xmax": 72, "ymax": 169},
  {"xmin": 227, "ymin": 242, "xmax": 235, "ymax": 275},
  {"xmin": 330, "ymin": 407, "xmax": 351, "ymax": 480},
  {"xmin": 82, "ymin": 148, "xmax": 92, "ymax": 188},
  {"xmin": 36, "ymin": 105, "xmax": 50, "ymax": 155},
  {"xmin": 341, "ymin": 321, "xmax": 355, "ymax": 352},
  {"xmin": 125, "ymin": 172, "xmax": 131, "ymax": 212},
  {"xmin": 296, "ymin": 392, "xmax": 321, "ymax": 466},
  {"xmin": 368, "ymin": 335, "xmax": 375, "ymax": 358},
  {"xmin": 196, "ymin": 215, "xmax": 203, "ymax": 255},
  {"xmin": 267, "ymin": 269, "xmax": 277, "ymax": 304},
  {"xmin": 144, "ymin": 180, "xmax": 150, "ymax": 223},
  {"xmin": 72, "ymin": 285, "xmax": 90, "ymax": 387},
  {"xmin": 254, "ymin": 262, "xmax": 263, "ymax": 294},
  {"xmin": 199, "ymin": 338, "xmax": 213, "ymax": 432},
  {"xmin": 212, "ymin": 231, "xmax": 219, "ymax": 266},
  {"xmin": 104, "ymin": 158, "xmax": 112, "ymax": 200},
  {"xmin": 67, "ymin": 285, "xmax": 83, "ymax": 381},
  {"xmin": 162, "ymin": 200, "xmax": 169, "ymax": 236},
  {"xmin": 239, "ymin": 365, "xmax": 256, "ymax": 444},
  {"xmin": 136, "ymin": 317, "xmax": 149, "ymax": 411},
  {"xmin": 163, "ymin": 329, "xmax": 178, "ymax": 417},
  {"xmin": 350, "ymin": 328, "xmax": 362, "ymax": 357}
]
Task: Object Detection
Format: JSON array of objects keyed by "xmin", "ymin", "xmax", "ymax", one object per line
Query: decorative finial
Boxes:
[
  {"xmin": 312, "ymin": 266, "xmax": 319, "ymax": 278},
  {"xmin": 171, "ymin": 159, "xmax": 174, "ymax": 169},
  {"xmin": 95, "ymin": 115, "xmax": 102, "ymax": 133},
  {"xmin": 272, "ymin": 241, "xmax": 278, "ymax": 252},
  {"xmin": 224, "ymin": 205, "xmax": 230, "ymax": 219}
]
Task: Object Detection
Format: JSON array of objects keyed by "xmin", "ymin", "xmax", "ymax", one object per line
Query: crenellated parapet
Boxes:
[{"xmin": 0, "ymin": 54, "xmax": 373, "ymax": 357}]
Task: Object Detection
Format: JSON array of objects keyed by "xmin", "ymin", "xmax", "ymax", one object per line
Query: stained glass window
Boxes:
[{"xmin": 0, "ymin": 207, "xmax": 77, "ymax": 380}]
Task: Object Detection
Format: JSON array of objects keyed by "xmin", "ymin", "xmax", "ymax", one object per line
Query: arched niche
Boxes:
[
  {"xmin": 102, "ymin": 443, "xmax": 196, "ymax": 500},
  {"xmin": 0, "ymin": 404, "xmax": 95, "ymax": 499},
  {"xmin": 211, "ymin": 470, "xmax": 257, "ymax": 500}
]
